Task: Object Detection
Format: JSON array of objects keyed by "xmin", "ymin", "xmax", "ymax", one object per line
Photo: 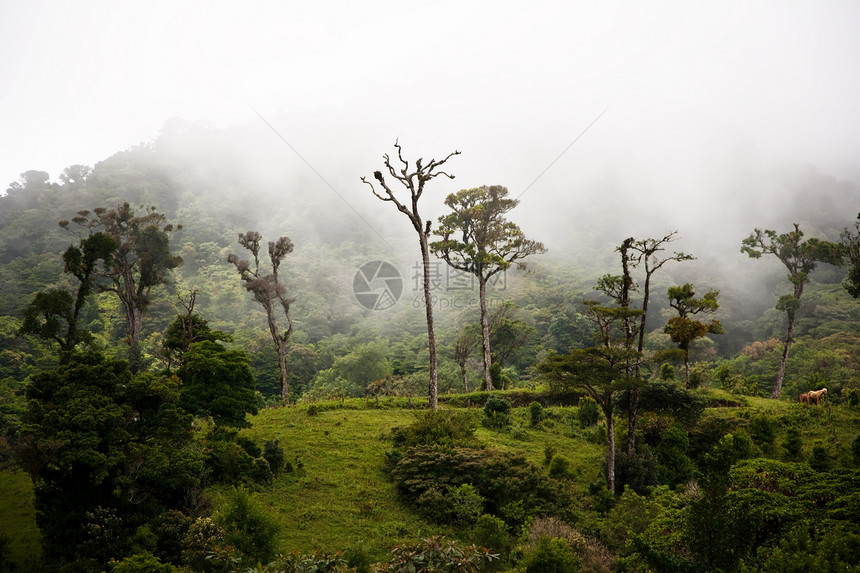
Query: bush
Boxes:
[
  {"xmin": 262, "ymin": 439, "xmax": 285, "ymax": 475},
  {"xmin": 520, "ymin": 536, "xmax": 581, "ymax": 573},
  {"xmin": 783, "ymin": 426, "xmax": 803, "ymax": 460},
  {"xmin": 483, "ymin": 397, "xmax": 512, "ymax": 428},
  {"xmin": 809, "ymin": 441, "xmax": 833, "ymax": 472},
  {"xmin": 416, "ymin": 483, "xmax": 485, "ymax": 525},
  {"xmin": 379, "ymin": 536, "xmax": 497, "ymax": 572},
  {"xmin": 577, "ymin": 396, "xmax": 600, "ymax": 427},
  {"xmin": 181, "ymin": 517, "xmax": 225, "ymax": 571},
  {"xmin": 853, "ymin": 434, "xmax": 860, "ymax": 465},
  {"xmin": 389, "ymin": 410, "xmax": 476, "ymax": 449},
  {"xmin": 473, "ymin": 514, "xmax": 511, "ymax": 557},
  {"xmin": 112, "ymin": 552, "xmax": 176, "ymax": 573},
  {"xmin": 548, "ymin": 454, "xmax": 573, "ymax": 479},
  {"xmin": 529, "ymin": 401, "xmax": 543, "ymax": 427},
  {"xmin": 750, "ymin": 414, "xmax": 777, "ymax": 453},
  {"xmin": 216, "ymin": 487, "xmax": 278, "ymax": 563}
]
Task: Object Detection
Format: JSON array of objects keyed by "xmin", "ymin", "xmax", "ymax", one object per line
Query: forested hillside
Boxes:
[{"xmin": 1, "ymin": 123, "xmax": 860, "ymax": 572}]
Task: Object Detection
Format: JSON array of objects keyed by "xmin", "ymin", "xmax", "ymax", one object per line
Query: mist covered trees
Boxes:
[
  {"xmin": 362, "ymin": 141, "xmax": 460, "ymax": 409},
  {"xmin": 58, "ymin": 203, "xmax": 183, "ymax": 372},
  {"xmin": 664, "ymin": 283, "xmax": 723, "ymax": 388},
  {"xmin": 741, "ymin": 224, "xmax": 842, "ymax": 398},
  {"xmin": 228, "ymin": 232, "xmax": 295, "ymax": 403},
  {"xmin": 430, "ymin": 185, "xmax": 545, "ymax": 391}
]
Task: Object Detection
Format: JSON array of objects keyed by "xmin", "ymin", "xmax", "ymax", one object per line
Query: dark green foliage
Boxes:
[
  {"xmin": 416, "ymin": 483, "xmax": 485, "ymax": 525},
  {"xmin": 379, "ymin": 536, "xmax": 498, "ymax": 573},
  {"xmin": 614, "ymin": 447, "xmax": 658, "ymax": 495},
  {"xmin": 483, "ymin": 396, "xmax": 511, "ymax": 427},
  {"xmin": 343, "ymin": 546, "xmax": 372, "ymax": 573},
  {"xmin": 810, "ymin": 441, "xmax": 834, "ymax": 472},
  {"xmin": 473, "ymin": 514, "xmax": 511, "ymax": 558},
  {"xmin": 660, "ymin": 362, "xmax": 676, "ymax": 380},
  {"xmin": 544, "ymin": 445, "xmax": 557, "ymax": 466},
  {"xmin": 147, "ymin": 510, "xmax": 191, "ymax": 566},
  {"xmin": 179, "ymin": 341, "xmax": 257, "ymax": 428},
  {"xmin": 783, "ymin": 426, "xmax": 803, "ymax": 460},
  {"xmin": 547, "ymin": 454, "xmax": 573, "ymax": 479},
  {"xmin": 655, "ymin": 424, "xmax": 694, "ymax": 488},
  {"xmin": 520, "ymin": 536, "xmax": 581, "ymax": 573},
  {"xmin": 216, "ymin": 487, "xmax": 278, "ymax": 564},
  {"xmin": 112, "ymin": 551, "xmax": 176, "ymax": 573},
  {"xmin": 616, "ymin": 381, "xmax": 706, "ymax": 427},
  {"xmin": 18, "ymin": 352, "xmax": 200, "ymax": 562},
  {"xmin": 750, "ymin": 413, "xmax": 778, "ymax": 453},
  {"xmin": 528, "ymin": 400, "xmax": 543, "ymax": 427},
  {"xmin": 753, "ymin": 521, "xmax": 860, "ymax": 572},
  {"xmin": 389, "ymin": 445, "xmax": 572, "ymax": 530},
  {"xmin": 577, "ymin": 396, "xmax": 600, "ymax": 427},
  {"xmin": 262, "ymin": 439, "xmax": 285, "ymax": 475},
  {"xmin": 853, "ymin": 434, "xmax": 860, "ymax": 465},
  {"xmin": 388, "ymin": 410, "xmax": 476, "ymax": 450}
]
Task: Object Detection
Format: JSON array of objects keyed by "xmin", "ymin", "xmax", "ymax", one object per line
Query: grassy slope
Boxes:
[{"xmin": 0, "ymin": 469, "xmax": 42, "ymax": 568}]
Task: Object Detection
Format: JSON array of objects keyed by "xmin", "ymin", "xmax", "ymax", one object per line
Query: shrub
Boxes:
[
  {"xmin": 853, "ymin": 434, "xmax": 860, "ymax": 465},
  {"xmin": 529, "ymin": 401, "xmax": 543, "ymax": 427},
  {"xmin": 389, "ymin": 410, "xmax": 476, "ymax": 449},
  {"xmin": 614, "ymin": 447, "xmax": 658, "ymax": 495},
  {"xmin": 251, "ymin": 456, "xmax": 274, "ymax": 483},
  {"xmin": 750, "ymin": 414, "xmax": 777, "ymax": 453},
  {"xmin": 577, "ymin": 396, "xmax": 600, "ymax": 427},
  {"xmin": 473, "ymin": 515, "xmax": 511, "ymax": 557},
  {"xmin": 660, "ymin": 363, "xmax": 676, "ymax": 380},
  {"xmin": 655, "ymin": 424, "xmax": 694, "ymax": 488},
  {"xmin": 782, "ymin": 426, "xmax": 803, "ymax": 460},
  {"xmin": 379, "ymin": 536, "xmax": 497, "ymax": 572},
  {"xmin": 181, "ymin": 517, "xmax": 225, "ymax": 571},
  {"xmin": 344, "ymin": 546, "xmax": 372, "ymax": 573},
  {"xmin": 544, "ymin": 445, "xmax": 557, "ymax": 466},
  {"xmin": 520, "ymin": 536, "xmax": 581, "ymax": 573},
  {"xmin": 216, "ymin": 487, "xmax": 278, "ymax": 563},
  {"xmin": 809, "ymin": 441, "xmax": 833, "ymax": 472},
  {"xmin": 262, "ymin": 439, "xmax": 285, "ymax": 475},
  {"xmin": 548, "ymin": 454, "xmax": 573, "ymax": 479},
  {"xmin": 416, "ymin": 483, "xmax": 485, "ymax": 525},
  {"xmin": 483, "ymin": 397, "xmax": 512, "ymax": 428},
  {"xmin": 112, "ymin": 552, "xmax": 176, "ymax": 573}
]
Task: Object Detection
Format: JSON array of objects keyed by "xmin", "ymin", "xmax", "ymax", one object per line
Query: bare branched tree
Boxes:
[
  {"xmin": 362, "ymin": 141, "xmax": 460, "ymax": 409},
  {"xmin": 228, "ymin": 231, "xmax": 295, "ymax": 403}
]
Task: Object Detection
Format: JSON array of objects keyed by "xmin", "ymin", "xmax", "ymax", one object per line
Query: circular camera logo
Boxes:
[{"xmin": 353, "ymin": 261, "xmax": 403, "ymax": 310}]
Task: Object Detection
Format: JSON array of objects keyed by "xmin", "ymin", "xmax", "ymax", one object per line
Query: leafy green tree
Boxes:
[
  {"xmin": 18, "ymin": 231, "xmax": 117, "ymax": 360},
  {"xmin": 228, "ymin": 231, "xmax": 294, "ymax": 403},
  {"xmin": 59, "ymin": 203, "xmax": 182, "ymax": 372},
  {"xmin": 629, "ymin": 232, "xmax": 694, "ymax": 371},
  {"xmin": 179, "ymin": 341, "xmax": 257, "ymax": 428},
  {"xmin": 741, "ymin": 224, "xmax": 842, "ymax": 398},
  {"xmin": 158, "ymin": 290, "xmax": 231, "ymax": 374},
  {"xmin": 452, "ymin": 326, "xmax": 478, "ymax": 392},
  {"xmin": 664, "ymin": 283, "xmax": 723, "ymax": 389},
  {"xmin": 540, "ymin": 345, "xmax": 636, "ymax": 492},
  {"xmin": 431, "ymin": 186, "xmax": 545, "ymax": 390},
  {"xmin": 841, "ymin": 212, "xmax": 860, "ymax": 298},
  {"xmin": 362, "ymin": 141, "xmax": 461, "ymax": 410},
  {"xmin": 17, "ymin": 352, "xmax": 201, "ymax": 564}
]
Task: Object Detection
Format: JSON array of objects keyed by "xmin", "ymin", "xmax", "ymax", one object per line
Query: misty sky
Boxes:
[{"xmin": 3, "ymin": 1, "xmax": 860, "ymax": 241}]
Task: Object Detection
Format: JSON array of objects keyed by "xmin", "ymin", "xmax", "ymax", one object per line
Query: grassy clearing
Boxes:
[
  {"xmin": 240, "ymin": 403, "xmax": 450, "ymax": 560},
  {"xmin": 0, "ymin": 469, "xmax": 42, "ymax": 569}
]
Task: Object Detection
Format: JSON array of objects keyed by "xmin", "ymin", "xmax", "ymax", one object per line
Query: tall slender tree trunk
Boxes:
[
  {"xmin": 605, "ymin": 398, "xmax": 615, "ymax": 493},
  {"xmin": 277, "ymin": 339, "xmax": 289, "ymax": 403},
  {"xmin": 478, "ymin": 276, "xmax": 494, "ymax": 391},
  {"xmin": 420, "ymin": 233, "xmax": 439, "ymax": 409},
  {"xmin": 684, "ymin": 349, "xmax": 691, "ymax": 389},
  {"xmin": 626, "ymin": 389, "xmax": 639, "ymax": 456},
  {"xmin": 773, "ymin": 314, "xmax": 796, "ymax": 399}
]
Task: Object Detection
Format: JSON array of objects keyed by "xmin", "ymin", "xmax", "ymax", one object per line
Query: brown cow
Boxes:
[{"xmin": 798, "ymin": 392, "xmax": 810, "ymax": 405}]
